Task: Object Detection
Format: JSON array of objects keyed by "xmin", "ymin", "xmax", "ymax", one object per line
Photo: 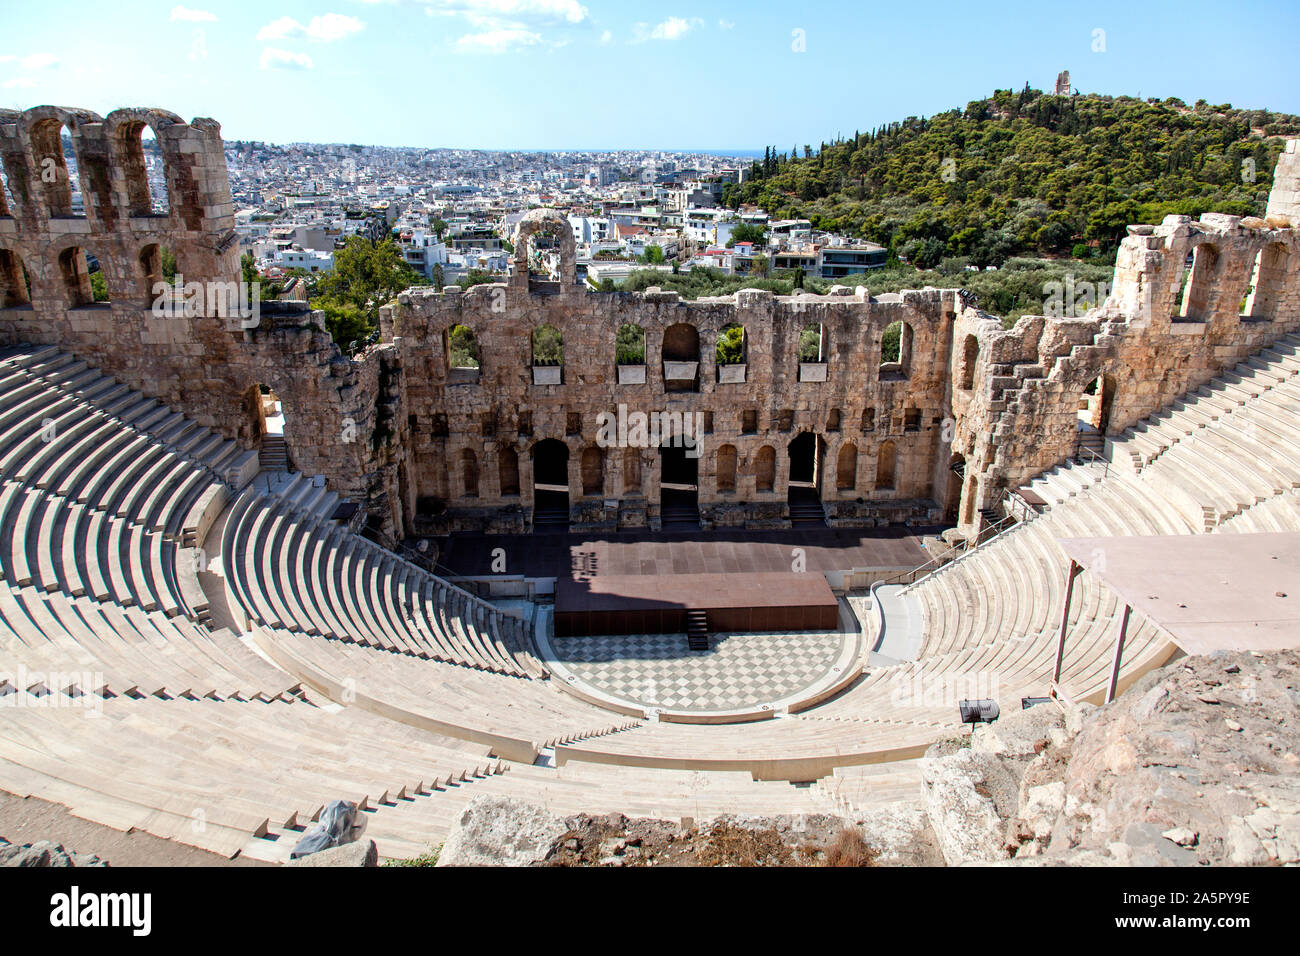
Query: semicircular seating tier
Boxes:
[
  {"xmin": 217, "ymin": 477, "xmax": 541, "ymax": 678},
  {"xmin": 2, "ymin": 334, "xmax": 1299, "ymax": 861}
]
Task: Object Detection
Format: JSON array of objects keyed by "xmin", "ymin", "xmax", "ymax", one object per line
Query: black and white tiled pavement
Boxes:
[{"xmin": 551, "ymin": 631, "xmax": 846, "ymax": 712}]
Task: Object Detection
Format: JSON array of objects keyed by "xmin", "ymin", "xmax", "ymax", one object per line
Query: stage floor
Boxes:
[
  {"xmin": 555, "ymin": 571, "xmax": 840, "ymax": 636},
  {"xmin": 436, "ymin": 524, "xmax": 934, "ymax": 579}
]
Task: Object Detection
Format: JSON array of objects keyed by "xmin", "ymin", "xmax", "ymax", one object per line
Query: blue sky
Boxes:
[{"xmin": 2, "ymin": 1, "xmax": 1298, "ymax": 150}]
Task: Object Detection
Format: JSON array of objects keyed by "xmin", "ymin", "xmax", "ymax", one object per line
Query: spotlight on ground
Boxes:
[
  {"xmin": 959, "ymin": 698, "xmax": 1000, "ymax": 728},
  {"xmin": 1021, "ymin": 696, "xmax": 1053, "ymax": 710}
]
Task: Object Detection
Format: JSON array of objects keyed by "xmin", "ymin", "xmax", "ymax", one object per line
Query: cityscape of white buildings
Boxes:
[{"xmin": 224, "ymin": 140, "xmax": 887, "ymax": 288}]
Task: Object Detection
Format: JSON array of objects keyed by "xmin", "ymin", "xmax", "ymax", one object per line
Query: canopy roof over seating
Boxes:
[{"xmin": 1055, "ymin": 532, "xmax": 1300, "ymax": 656}]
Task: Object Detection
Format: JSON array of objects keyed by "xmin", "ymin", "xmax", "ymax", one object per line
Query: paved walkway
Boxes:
[{"xmin": 550, "ymin": 630, "xmax": 847, "ymax": 713}]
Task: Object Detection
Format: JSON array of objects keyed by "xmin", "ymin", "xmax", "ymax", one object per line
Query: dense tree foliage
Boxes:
[
  {"xmin": 618, "ymin": 255, "xmax": 1116, "ymax": 329},
  {"xmin": 724, "ymin": 89, "xmax": 1296, "ymax": 265},
  {"xmin": 726, "ymin": 222, "xmax": 767, "ymax": 246},
  {"xmin": 308, "ymin": 237, "xmax": 426, "ymax": 351}
]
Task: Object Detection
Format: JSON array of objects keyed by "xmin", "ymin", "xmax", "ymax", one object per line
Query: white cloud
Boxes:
[
  {"xmin": 259, "ymin": 47, "xmax": 314, "ymax": 70},
  {"xmin": 599, "ymin": 29, "xmax": 612, "ymax": 44},
  {"xmin": 0, "ymin": 52, "xmax": 59, "ymax": 70},
  {"xmin": 257, "ymin": 13, "xmax": 365, "ymax": 43},
  {"xmin": 424, "ymin": 0, "xmax": 588, "ymax": 24},
  {"xmin": 455, "ymin": 27, "xmax": 542, "ymax": 52},
  {"xmin": 170, "ymin": 6, "xmax": 216, "ymax": 22},
  {"xmin": 2, "ymin": 77, "xmax": 37, "ymax": 89},
  {"xmin": 631, "ymin": 16, "xmax": 703, "ymax": 43},
  {"xmin": 718, "ymin": 19, "xmax": 735, "ymax": 30}
]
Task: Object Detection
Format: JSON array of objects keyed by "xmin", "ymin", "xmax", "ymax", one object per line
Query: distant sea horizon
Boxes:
[{"xmin": 508, "ymin": 148, "xmax": 765, "ymax": 158}]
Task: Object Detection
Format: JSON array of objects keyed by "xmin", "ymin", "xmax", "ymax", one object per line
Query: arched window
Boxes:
[
  {"xmin": 1177, "ymin": 243, "xmax": 1219, "ymax": 320},
  {"xmin": 117, "ymin": 121, "xmax": 169, "ymax": 217},
  {"xmin": 880, "ymin": 321, "xmax": 913, "ymax": 378},
  {"xmin": 798, "ymin": 322, "xmax": 825, "ymax": 362},
  {"xmin": 0, "ymin": 249, "xmax": 31, "ymax": 307},
  {"xmin": 717, "ymin": 322, "xmax": 746, "ymax": 365},
  {"xmin": 526, "ymin": 225, "xmax": 562, "ymax": 279},
  {"xmin": 755, "ymin": 445, "xmax": 776, "ymax": 492},
  {"xmin": 57, "ymin": 246, "xmax": 95, "ymax": 308},
  {"xmin": 1242, "ymin": 243, "xmax": 1290, "ymax": 320},
  {"xmin": 531, "ymin": 324, "xmax": 563, "ymax": 384},
  {"xmin": 836, "ymin": 443, "xmax": 857, "ymax": 491},
  {"xmin": 498, "ymin": 446, "xmax": 520, "ymax": 497},
  {"xmin": 716, "ymin": 444, "xmax": 737, "ymax": 492},
  {"xmin": 139, "ymin": 243, "xmax": 179, "ymax": 308},
  {"xmin": 0, "ymin": 162, "xmax": 15, "ymax": 218},
  {"xmin": 623, "ymin": 447, "xmax": 642, "ymax": 493},
  {"xmin": 798, "ymin": 323, "xmax": 828, "ymax": 381},
  {"xmin": 532, "ymin": 324, "xmax": 562, "ymax": 366},
  {"xmin": 581, "ymin": 446, "xmax": 604, "ymax": 496},
  {"xmin": 876, "ymin": 441, "xmax": 897, "ymax": 490},
  {"xmin": 448, "ymin": 324, "xmax": 480, "ymax": 378},
  {"xmin": 959, "ymin": 334, "xmax": 978, "ymax": 390},
  {"xmin": 31, "ymin": 120, "xmax": 84, "ymax": 218},
  {"xmin": 662, "ymin": 322, "xmax": 700, "ymax": 391},
  {"xmin": 616, "ymin": 323, "xmax": 645, "ymax": 365},
  {"xmin": 461, "ymin": 448, "xmax": 479, "ymax": 498}
]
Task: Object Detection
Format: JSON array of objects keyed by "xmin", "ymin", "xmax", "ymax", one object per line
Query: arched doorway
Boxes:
[
  {"xmin": 1079, "ymin": 373, "xmax": 1117, "ymax": 447},
  {"xmin": 531, "ymin": 439, "xmax": 569, "ymax": 531},
  {"xmin": 659, "ymin": 442, "xmax": 699, "ymax": 531},
  {"xmin": 787, "ymin": 431, "xmax": 826, "ymax": 525},
  {"xmin": 945, "ymin": 453, "xmax": 965, "ymax": 523},
  {"xmin": 245, "ymin": 383, "xmax": 289, "ymax": 473}
]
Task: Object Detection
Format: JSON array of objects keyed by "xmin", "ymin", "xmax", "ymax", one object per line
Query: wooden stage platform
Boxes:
[{"xmin": 554, "ymin": 571, "xmax": 840, "ymax": 637}]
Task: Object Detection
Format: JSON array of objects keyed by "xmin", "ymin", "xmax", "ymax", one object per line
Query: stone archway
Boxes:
[
  {"xmin": 531, "ymin": 438, "xmax": 570, "ymax": 531},
  {"xmin": 787, "ymin": 431, "xmax": 826, "ymax": 525},
  {"xmin": 659, "ymin": 441, "xmax": 699, "ymax": 530},
  {"xmin": 945, "ymin": 453, "xmax": 965, "ymax": 523}
]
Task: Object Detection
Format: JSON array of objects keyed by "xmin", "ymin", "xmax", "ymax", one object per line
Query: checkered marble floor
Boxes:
[{"xmin": 551, "ymin": 631, "xmax": 846, "ymax": 712}]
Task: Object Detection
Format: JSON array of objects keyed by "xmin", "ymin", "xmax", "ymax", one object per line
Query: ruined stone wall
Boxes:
[
  {"xmin": 956, "ymin": 206, "xmax": 1300, "ymax": 509},
  {"xmin": 2, "ymin": 108, "xmax": 1296, "ymax": 543},
  {"xmin": 385, "ymin": 254, "xmax": 965, "ymax": 533},
  {"xmin": 0, "ymin": 106, "xmax": 403, "ymax": 534}
]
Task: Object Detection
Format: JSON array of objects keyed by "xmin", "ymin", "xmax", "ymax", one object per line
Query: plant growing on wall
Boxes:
[
  {"xmin": 798, "ymin": 324, "xmax": 824, "ymax": 362},
  {"xmin": 448, "ymin": 324, "xmax": 479, "ymax": 368},
  {"xmin": 532, "ymin": 324, "xmax": 563, "ymax": 366},
  {"xmin": 716, "ymin": 324, "xmax": 745, "ymax": 365},
  {"xmin": 615, "ymin": 323, "xmax": 645, "ymax": 365}
]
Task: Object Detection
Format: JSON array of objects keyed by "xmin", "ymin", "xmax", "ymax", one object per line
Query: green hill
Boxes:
[{"xmin": 724, "ymin": 87, "xmax": 1299, "ymax": 267}]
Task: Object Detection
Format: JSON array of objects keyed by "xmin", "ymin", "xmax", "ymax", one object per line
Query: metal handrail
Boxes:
[
  {"xmin": 881, "ymin": 501, "xmax": 1030, "ymax": 590},
  {"xmin": 1074, "ymin": 444, "xmax": 1110, "ymax": 479}
]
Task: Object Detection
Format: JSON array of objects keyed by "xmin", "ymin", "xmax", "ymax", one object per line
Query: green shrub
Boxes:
[{"xmin": 716, "ymin": 324, "xmax": 745, "ymax": 365}]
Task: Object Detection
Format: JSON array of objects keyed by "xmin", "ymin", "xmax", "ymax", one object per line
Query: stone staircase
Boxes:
[
  {"xmin": 1108, "ymin": 332, "xmax": 1300, "ymax": 477},
  {"xmin": 659, "ymin": 488, "xmax": 700, "ymax": 531},
  {"xmin": 259, "ymin": 435, "xmax": 288, "ymax": 471},
  {"xmin": 787, "ymin": 486, "xmax": 826, "ymax": 526},
  {"xmin": 531, "ymin": 491, "xmax": 569, "ymax": 532}
]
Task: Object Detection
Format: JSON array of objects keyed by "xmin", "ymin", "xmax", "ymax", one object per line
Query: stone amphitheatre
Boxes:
[{"xmin": 0, "ymin": 106, "xmax": 1297, "ymax": 864}]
